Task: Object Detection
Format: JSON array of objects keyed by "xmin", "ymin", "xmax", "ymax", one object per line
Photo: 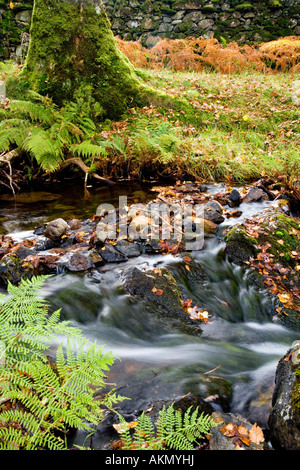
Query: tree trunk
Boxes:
[{"xmin": 24, "ymin": 0, "xmax": 154, "ymax": 119}]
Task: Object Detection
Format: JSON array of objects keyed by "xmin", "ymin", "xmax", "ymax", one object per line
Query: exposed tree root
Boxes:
[{"xmin": 58, "ymin": 157, "xmax": 115, "ymax": 188}]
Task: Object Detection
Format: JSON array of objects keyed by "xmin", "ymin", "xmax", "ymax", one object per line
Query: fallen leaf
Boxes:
[
  {"xmin": 278, "ymin": 293, "xmax": 290, "ymax": 303},
  {"xmin": 220, "ymin": 422, "xmax": 237, "ymax": 437},
  {"xmin": 249, "ymin": 423, "xmax": 264, "ymax": 445}
]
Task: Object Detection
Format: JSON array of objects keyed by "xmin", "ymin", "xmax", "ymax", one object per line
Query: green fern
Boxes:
[
  {"xmin": 115, "ymin": 402, "xmax": 214, "ymax": 450},
  {"xmin": 0, "ymin": 276, "xmax": 124, "ymax": 450},
  {"xmin": 0, "ymin": 91, "xmax": 109, "ymax": 172}
]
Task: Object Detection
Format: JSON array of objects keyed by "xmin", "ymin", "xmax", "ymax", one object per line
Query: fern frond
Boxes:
[
  {"xmin": 0, "ymin": 276, "xmax": 122, "ymax": 450},
  {"xmin": 22, "ymin": 128, "xmax": 64, "ymax": 170},
  {"xmin": 10, "ymin": 100, "xmax": 55, "ymax": 126},
  {"xmin": 70, "ymin": 141, "xmax": 108, "ymax": 160},
  {"xmin": 115, "ymin": 402, "xmax": 214, "ymax": 450}
]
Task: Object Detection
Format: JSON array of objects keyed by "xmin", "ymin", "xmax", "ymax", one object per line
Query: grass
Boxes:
[
  {"xmin": 1, "ymin": 60, "xmax": 300, "ymax": 185},
  {"xmin": 99, "ymin": 69, "xmax": 300, "ymax": 184}
]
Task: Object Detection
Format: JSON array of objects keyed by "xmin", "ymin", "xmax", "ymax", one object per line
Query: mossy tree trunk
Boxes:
[{"xmin": 24, "ymin": 0, "xmax": 152, "ymax": 119}]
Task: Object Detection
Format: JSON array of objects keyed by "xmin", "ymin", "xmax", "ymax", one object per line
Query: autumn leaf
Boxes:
[
  {"xmin": 152, "ymin": 287, "xmax": 163, "ymax": 295},
  {"xmin": 249, "ymin": 423, "xmax": 264, "ymax": 445},
  {"xmin": 277, "ymin": 293, "xmax": 290, "ymax": 303},
  {"xmin": 220, "ymin": 422, "xmax": 237, "ymax": 437}
]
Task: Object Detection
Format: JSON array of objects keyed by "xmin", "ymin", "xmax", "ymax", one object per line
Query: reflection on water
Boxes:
[{"xmin": 0, "ymin": 181, "xmax": 155, "ymax": 234}]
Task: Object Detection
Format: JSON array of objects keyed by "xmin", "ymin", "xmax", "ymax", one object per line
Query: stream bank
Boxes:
[{"xmin": 0, "ymin": 177, "xmax": 299, "ymax": 450}]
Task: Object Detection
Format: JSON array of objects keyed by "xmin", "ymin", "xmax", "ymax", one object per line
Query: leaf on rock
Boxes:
[{"xmin": 249, "ymin": 423, "xmax": 264, "ymax": 445}]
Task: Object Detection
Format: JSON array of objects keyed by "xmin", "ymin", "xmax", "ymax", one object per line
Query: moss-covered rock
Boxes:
[
  {"xmin": 122, "ymin": 264, "xmax": 204, "ymax": 335},
  {"xmin": 224, "ymin": 226, "xmax": 258, "ymax": 264},
  {"xmin": 224, "ymin": 210, "xmax": 300, "ymax": 330}
]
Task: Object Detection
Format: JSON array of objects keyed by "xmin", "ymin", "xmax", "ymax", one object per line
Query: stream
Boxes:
[{"xmin": 0, "ymin": 181, "xmax": 298, "ymax": 436}]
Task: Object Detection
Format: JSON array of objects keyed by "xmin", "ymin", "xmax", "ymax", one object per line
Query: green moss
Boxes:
[
  {"xmin": 23, "ymin": 0, "xmax": 195, "ymax": 122},
  {"xmin": 23, "ymin": 0, "xmax": 149, "ymax": 119},
  {"xmin": 225, "ymin": 226, "xmax": 258, "ymax": 264},
  {"xmin": 235, "ymin": 3, "xmax": 253, "ymax": 10},
  {"xmin": 291, "ymin": 364, "xmax": 300, "ymax": 414},
  {"xmin": 259, "ymin": 212, "xmax": 300, "ymax": 266}
]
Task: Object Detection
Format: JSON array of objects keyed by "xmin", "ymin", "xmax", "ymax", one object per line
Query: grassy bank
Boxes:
[
  {"xmin": 0, "ymin": 53, "xmax": 299, "ymax": 188},
  {"xmin": 98, "ymin": 68, "xmax": 300, "ymax": 183}
]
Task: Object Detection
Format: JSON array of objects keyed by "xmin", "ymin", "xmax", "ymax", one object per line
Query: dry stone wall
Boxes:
[{"xmin": 0, "ymin": 0, "xmax": 300, "ymax": 60}]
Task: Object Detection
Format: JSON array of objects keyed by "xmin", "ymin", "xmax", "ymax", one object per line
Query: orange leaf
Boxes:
[
  {"xmin": 220, "ymin": 422, "xmax": 237, "ymax": 437},
  {"xmin": 155, "ymin": 289, "xmax": 164, "ymax": 295},
  {"xmin": 249, "ymin": 423, "xmax": 264, "ymax": 445},
  {"xmin": 278, "ymin": 293, "xmax": 290, "ymax": 303}
]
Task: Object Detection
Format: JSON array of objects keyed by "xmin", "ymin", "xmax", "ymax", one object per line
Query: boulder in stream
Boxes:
[{"xmin": 268, "ymin": 344, "xmax": 300, "ymax": 450}]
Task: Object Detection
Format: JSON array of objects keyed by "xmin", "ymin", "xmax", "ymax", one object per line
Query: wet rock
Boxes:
[
  {"xmin": 114, "ymin": 239, "xmax": 141, "ymax": 258},
  {"xmin": 44, "ymin": 218, "xmax": 69, "ymax": 240},
  {"xmin": 0, "ymin": 235, "xmax": 13, "ymax": 258},
  {"xmin": 88, "ymin": 249, "xmax": 105, "ymax": 267},
  {"xmin": 203, "ymin": 202, "xmax": 225, "ymax": 224},
  {"xmin": 128, "ymin": 214, "xmax": 150, "ymax": 238},
  {"xmin": 123, "ymin": 266, "xmax": 192, "ymax": 324},
  {"xmin": 268, "ymin": 346, "xmax": 300, "ymax": 450},
  {"xmin": 142, "ymin": 238, "xmax": 163, "ymax": 254},
  {"xmin": 13, "ymin": 244, "xmax": 34, "ymax": 260},
  {"xmin": 205, "ymin": 200, "xmax": 224, "ymax": 214},
  {"xmin": 66, "ymin": 253, "xmax": 94, "ymax": 272},
  {"xmin": 243, "ymin": 187, "xmax": 268, "ymax": 203},
  {"xmin": 67, "ymin": 218, "xmax": 82, "ymax": 230},
  {"xmin": 209, "ymin": 411, "xmax": 267, "ymax": 450},
  {"xmin": 97, "ymin": 243, "xmax": 128, "ymax": 263},
  {"xmin": 0, "ymin": 253, "xmax": 30, "ymax": 286},
  {"xmin": 224, "ymin": 226, "xmax": 258, "ymax": 264},
  {"xmin": 228, "ymin": 189, "xmax": 241, "ymax": 207}
]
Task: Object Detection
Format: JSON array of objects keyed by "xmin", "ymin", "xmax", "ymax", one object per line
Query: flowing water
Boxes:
[{"xmin": 0, "ymin": 181, "xmax": 298, "ymax": 429}]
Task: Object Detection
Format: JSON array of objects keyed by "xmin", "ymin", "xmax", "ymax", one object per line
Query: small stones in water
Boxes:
[{"xmin": 43, "ymin": 218, "xmax": 69, "ymax": 240}]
